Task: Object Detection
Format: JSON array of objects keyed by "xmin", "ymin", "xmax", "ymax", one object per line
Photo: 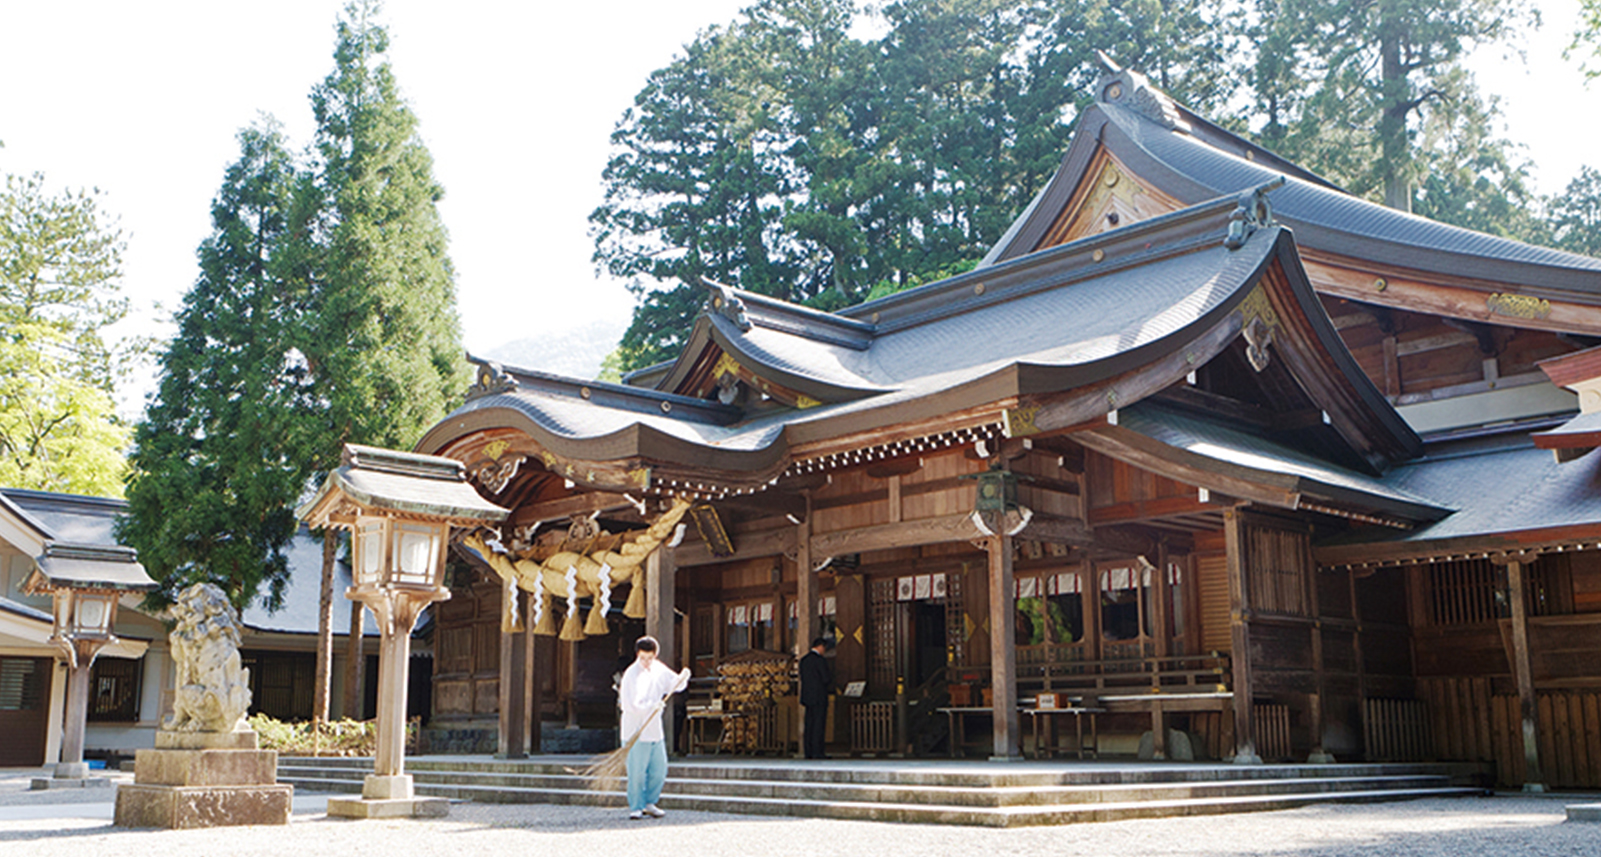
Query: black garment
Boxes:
[{"xmin": 799, "ymin": 650, "xmax": 832, "ymax": 759}]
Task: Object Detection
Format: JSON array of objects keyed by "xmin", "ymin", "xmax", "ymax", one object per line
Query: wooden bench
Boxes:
[{"xmin": 1021, "ymin": 703, "xmax": 1105, "ymax": 759}]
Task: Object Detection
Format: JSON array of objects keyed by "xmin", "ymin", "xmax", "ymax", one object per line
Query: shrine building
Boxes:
[{"xmin": 416, "ymin": 64, "xmax": 1601, "ymax": 790}]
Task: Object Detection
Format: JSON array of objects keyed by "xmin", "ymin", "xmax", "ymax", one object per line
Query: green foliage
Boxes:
[
  {"xmin": 123, "ymin": 1, "xmax": 469, "ymax": 614},
  {"xmin": 594, "ymin": 0, "xmax": 1262, "ymax": 374},
  {"xmin": 120, "ymin": 121, "xmax": 314, "ymax": 612},
  {"xmin": 0, "ymin": 171, "xmax": 133, "ymax": 495},
  {"xmin": 1548, "ymin": 166, "xmax": 1601, "ymax": 258},
  {"xmin": 246, "ymin": 712, "xmax": 400, "ymax": 757},
  {"xmin": 303, "ymin": 0, "xmax": 471, "ymax": 463},
  {"xmin": 1246, "ymin": 0, "xmax": 1536, "ymax": 213}
]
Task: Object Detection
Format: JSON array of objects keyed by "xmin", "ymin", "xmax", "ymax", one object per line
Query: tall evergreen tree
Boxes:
[
  {"xmin": 119, "ymin": 120, "xmax": 315, "ymax": 612},
  {"xmin": 1246, "ymin": 0, "xmax": 1535, "ymax": 214},
  {"xmin": 299, "ymin": 0, "xmax": 471, "ymax": 722}
]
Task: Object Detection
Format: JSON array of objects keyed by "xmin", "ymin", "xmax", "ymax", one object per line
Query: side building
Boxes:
[{"xmin": 0, "ymin": 488, "xmax": 381, "ymax": 768}]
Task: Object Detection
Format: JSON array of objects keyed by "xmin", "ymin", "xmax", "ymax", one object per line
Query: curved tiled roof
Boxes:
[
  {"xmin": 987, "ymin": 68, "xmax": 1601, "ymax": 297},
  {"xmin": 425, "ymin": 192, "xmax": 1414, "ymax": 480}
]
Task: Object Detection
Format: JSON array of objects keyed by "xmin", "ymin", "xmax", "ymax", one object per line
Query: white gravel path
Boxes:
[{"xmin": 1, "ymin": 770, "xmax": 1595, "ymax": 856}]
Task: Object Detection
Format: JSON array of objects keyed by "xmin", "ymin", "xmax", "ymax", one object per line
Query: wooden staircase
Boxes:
[{"xmin": 278, "ymin": 756, "xmax": 1489, "ymax": 827}]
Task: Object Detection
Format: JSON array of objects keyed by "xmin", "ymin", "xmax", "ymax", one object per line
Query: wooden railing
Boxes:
[
  {"xmin": 851, "ymin": 700, "xmax": 896, "ymax": 754},
  {"xmin": 1016, "ymin": 651, "xmax": 1231, "ymax": 699}
]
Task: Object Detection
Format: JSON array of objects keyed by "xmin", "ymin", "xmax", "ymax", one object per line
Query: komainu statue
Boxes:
[
  {"xmin": 163, "ymin": 583, "xmax": 252, "ymax": 733},
  {"xmin": 462, "ymin": 497, "xmax": 692, "ymax": 640}
]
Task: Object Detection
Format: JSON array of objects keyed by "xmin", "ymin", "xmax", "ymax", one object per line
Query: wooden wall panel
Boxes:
[{"xmin": 1570, "ymin": 552, "xmax": 1601, "ymax": 613}]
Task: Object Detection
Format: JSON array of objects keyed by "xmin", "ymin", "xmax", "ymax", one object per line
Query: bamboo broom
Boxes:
[{"xmin": 571, "ymin": 692, "xmax": 673, "ymax": 792}]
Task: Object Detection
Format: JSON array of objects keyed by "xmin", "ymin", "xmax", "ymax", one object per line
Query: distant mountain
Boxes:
[{"xmin": 478, "ymin": 317, "xmax": 627, "ymax": 381}]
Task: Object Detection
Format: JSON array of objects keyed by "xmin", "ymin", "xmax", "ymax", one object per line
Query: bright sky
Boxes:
[{"xmin": 1, "ymin": 1, "xmax": 1596, "ymax": 415}]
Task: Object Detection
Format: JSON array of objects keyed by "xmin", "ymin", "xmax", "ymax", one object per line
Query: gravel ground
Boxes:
[{"xmin": 1, "ymin": 771, "xmax": 1596, "ymax": 857}]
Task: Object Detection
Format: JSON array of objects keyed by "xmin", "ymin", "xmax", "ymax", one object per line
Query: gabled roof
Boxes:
[
  {"xmin": 422, "ymin": 187, "xmax": 1419, "ymax": 499},
  {"xmin": 0, "ymin": 487, "xmax": 125, "ymax": 546},
  {"xmin": 986, "ymin": 67, "xmax": 1601, "ymax": 301}
]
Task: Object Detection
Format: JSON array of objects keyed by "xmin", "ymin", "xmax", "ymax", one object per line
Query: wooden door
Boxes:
[{"xmin": 0, "ymin": 657, "xmax": 51, "ymax": 767}]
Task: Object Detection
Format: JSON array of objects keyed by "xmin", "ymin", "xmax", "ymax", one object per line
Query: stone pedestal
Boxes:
[
  {"xmin": 325, "ymin": 774, "xmax": 449, "ymax": 819},
  {"xmin": 114, "ymin": 730, "xmax": 292, "ymax": 829}
]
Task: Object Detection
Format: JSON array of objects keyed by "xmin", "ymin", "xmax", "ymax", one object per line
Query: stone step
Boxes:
[
  {"xmin": 278, "ymin": 764, "xmax": 1459, "ymax": 808},
  {"xmin": 280, "ymin": 755, "xmax": 1484, "ymax": 788},
  {"xmin": 275, "ymin": 771, "xmax": 1482, "ymax": 827}
]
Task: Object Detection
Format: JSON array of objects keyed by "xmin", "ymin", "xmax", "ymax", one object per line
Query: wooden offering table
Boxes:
[{"xmin": 1022, "ymin": 702, "xmax": 1105, "ymax": 759}]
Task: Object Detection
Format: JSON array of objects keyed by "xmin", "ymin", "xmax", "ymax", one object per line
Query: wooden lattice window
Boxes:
[
  {"xmin": 944, "ymin": 570, "xmax": 967, "ymax": 666},
  {"xmin": 1427, "ymin": 559, "xmax": 1499, "ymax": 626},
  {"xmin": 87, "ymin": 656, "xmax": 142, "ymax": 722},
  {"xmin": 869, "ymin": 578, "xmax": 898, "ymax": 690},
  {"xmin": 1246, "ymin": 525, "xmax": 1310, "ymax": 617}
]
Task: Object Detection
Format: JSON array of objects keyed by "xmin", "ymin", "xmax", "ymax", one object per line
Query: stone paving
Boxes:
[{"xmin": 1, "ymin": 767, "xmax": 1597, "ymax": 856}]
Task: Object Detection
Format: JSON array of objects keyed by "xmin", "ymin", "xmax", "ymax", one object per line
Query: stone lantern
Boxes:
[
  {"xmin": 23, "ymin": 543, "xmax": 155, "ymax": 788},
  {"xmin": 299, "ymin": 444, "xmax": 507, "ymax": 818}
]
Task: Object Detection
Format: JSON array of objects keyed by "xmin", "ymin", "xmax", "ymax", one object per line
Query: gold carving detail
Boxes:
[
  {"xmin": 1487, "ymin": 292, "xmax": 1551, "ymax": 320},
  {"xmin": 483, "ymin": 439, "xmax": 510, "ymax": 461},
  {"xmin": 1238, "ymin": 285, "xmax": 1280, "ymax": 329},
  {"xmin": 1003, "ymin": 404, "xmax": 1042, "ymax": 438}
]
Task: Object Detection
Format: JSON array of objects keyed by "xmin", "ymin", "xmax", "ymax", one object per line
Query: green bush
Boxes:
[{"xmin": 247, "ymin": 713, "xmax": 417, "ymax": 757}]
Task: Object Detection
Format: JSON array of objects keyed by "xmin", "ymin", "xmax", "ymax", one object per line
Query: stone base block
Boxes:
[
  {"xmin": 114, "ymin": 783, "xmax": 293, "ymax": 829},
  {"xmin": 156, "ymin": 728, "xmax": 259, "ymax": 750},
  {"xmin": 30, "ymin": 777, "xmax": 110, "ymax": 790},
  {"xmin": 1566, "ymin": 803, "xmax": 1601, "ymax": 823},
  {"xmin": 326, "ymin": 796, "xmax": 450, "ymax": 820},
  {"xmin": 134, "ymin": 749, "xmax": 278, "ymax": 787},
  {"xmin": 362, "ymin": 774, "xmax": 413, "ymax": 800}
]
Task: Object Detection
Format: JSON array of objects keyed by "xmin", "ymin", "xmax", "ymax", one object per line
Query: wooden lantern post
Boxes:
[
  {"xmin": 23, "ymin": 544, "xmax": 155, "ymax": 788},
  {"xmin": 299, "ymin": 444, "xmax": 507, "ymax": 819}
]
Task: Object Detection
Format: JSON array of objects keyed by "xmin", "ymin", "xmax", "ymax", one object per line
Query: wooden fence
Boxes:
[
  {"xmin": 1254, "ymin": 704, "xmax": 1291, "ymax": 761},
  {"xmin": 1364, "ymin": 698, "xmax": 1432, "ymax": 761},
  {"xmin": 1417, "ymin": 677, "xmax": 1601, "ymax": 788},
  {"xmin": 851, "ymin": 701, "xmax": 896, "ymax": 755}
]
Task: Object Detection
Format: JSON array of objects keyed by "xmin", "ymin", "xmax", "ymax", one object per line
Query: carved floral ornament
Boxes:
[{"xmin": 1486, "ymin": 292, "xmax": 1552, "ymax": 321}]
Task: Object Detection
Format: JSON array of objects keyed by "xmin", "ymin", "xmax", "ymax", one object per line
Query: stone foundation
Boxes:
[{"xmin": 114, "ymin": 729, "xmax": 292, "ymax": 829}]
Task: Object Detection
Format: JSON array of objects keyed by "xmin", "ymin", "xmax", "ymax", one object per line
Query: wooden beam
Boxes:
[
  {"xmin": 1074, "ymin": 426, "xmax": 1302, "ymax": 512},
  {"xmin": 675, "ymin": 526, "xmax": 796, "ymax": 568},
  {"xmin": 1016, "ymin": 512, "xmax": 1095, "ymax": 545},
  {"xmin": 1090, "ymin": 495, "xmax": 1218, "ymax": 526},
  {"xmin": 509, "ymin": 491, "xmax": 636, "ymax": 526},
  {"xmin": 1506, "ymin": 560, "xmax": 1546, "ymax": 791},
  {"xmin": 809, "ymin": 514, "xmax": 983, "ymax": 559}
]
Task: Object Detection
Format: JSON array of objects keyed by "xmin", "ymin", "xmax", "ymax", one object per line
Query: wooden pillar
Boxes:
[
  {"xmin": 1306, "ymin": 529, "xmax": 1331, "ymax": 763},
  {"xmin": 343, "ymin": 601, "xmax": 367, "ymax": 719},
  {"xmin": 526, "ymin": 610, "xmax": 541, "ymax": 753},
  {"xmin": 498, "ymin": 588, "xmax": 528, "ymax": 759},
  {"xmin": 987, "ymin": 531, "xmax": 1021, "ymax": 760},
  {"xmin": 795, "ymin": 511, "xmax": 814, "ymax": 757},
  {"xmin": 646, "ymin": 547, "xmax": 678, "ymax": 753},
  {"xmin": 1224, "ymin": 509, "xmax": 1260, "ymax": 764},
  {"xmin": 1351, "ymin": 569, "xmax": 1369, "ymax": 758},
  {"xmin": 1505, "ymin": 559, "xmax": 1546, "ymax": 791}
]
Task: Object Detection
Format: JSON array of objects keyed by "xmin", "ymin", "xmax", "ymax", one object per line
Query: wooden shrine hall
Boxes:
[{"xmin": 415, "ymin": 63, "xmax": 1601, "ymax": 790}]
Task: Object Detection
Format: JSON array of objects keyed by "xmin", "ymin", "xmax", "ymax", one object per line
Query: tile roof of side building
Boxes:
[
  {"xmin": 0, "ymin": 487, "xmax": 374, "ymax": 637},
  {"xmin": 984, "ymin": 66, "xmax": 1601, "ymax": 297}
]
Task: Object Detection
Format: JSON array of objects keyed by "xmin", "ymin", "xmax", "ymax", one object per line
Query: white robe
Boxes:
[{"xmin": 619, "ymin": 659, "xmax": 689, "ymax": 743}]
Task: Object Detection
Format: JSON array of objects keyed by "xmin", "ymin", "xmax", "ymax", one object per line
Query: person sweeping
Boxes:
[{"xmin": 616, "ymin": 635, "xmax": 690, "ymax": 819}]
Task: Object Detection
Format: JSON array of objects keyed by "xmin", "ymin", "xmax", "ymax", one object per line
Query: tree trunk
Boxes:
[
  {"xmin": 313, "ymin": 528, "xmax": 337, "ymax": 724},
  {"xmin": 343, "ymin": 599, "xmax": 366, "ymax": 718},
  {"xmin": 1378, "ymin": 2, "xmax": 1412, "ymax": 212}
]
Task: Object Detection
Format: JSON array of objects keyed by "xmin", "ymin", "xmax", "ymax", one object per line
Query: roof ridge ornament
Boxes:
[
  {"xmin": 1224, "ymin": 176, "xmax": 1287, "ymax": 250},
  {"xmin": 1094, "ymin": 62, "xmax": 1189, "ymax": 133},
  {"xmin": 468, "ymin": 358, "xmax": 518, "ymax": 399},
  {"xmin": 705, "ymin": 280, "xmax": 753, "ymax": 332}
]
